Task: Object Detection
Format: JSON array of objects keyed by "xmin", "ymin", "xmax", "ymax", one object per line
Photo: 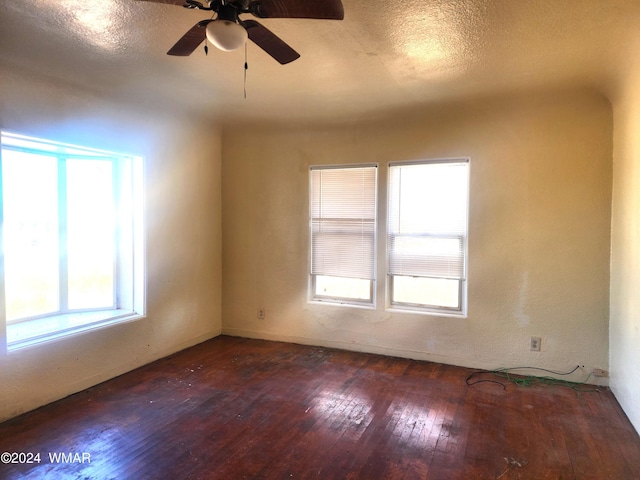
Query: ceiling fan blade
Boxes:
[
  {"xmin": 244, "ymin": 20, "xmax": 300, "ymax": 64},
  {"xmin": 167, "ymin": 21, "xmax": 210, "ymax": 56},
  {"xmin": 250, "ymin": 0, "xmax": 344, "ymax": 20},
  {"xmin": 135, "ymin": 0, "xmax": 187, "ymax": 5}
]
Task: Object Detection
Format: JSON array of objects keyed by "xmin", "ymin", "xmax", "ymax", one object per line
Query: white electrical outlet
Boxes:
[
  {"xmin": 530, "ymin": 336, "xmax": 541, "ymax": 352},
  {"xmin": 257, "ymin": 308, "xmax": 265, "ymax": 320}
]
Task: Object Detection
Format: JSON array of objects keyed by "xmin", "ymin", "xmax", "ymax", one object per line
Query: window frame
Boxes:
[
  {"xmin": 1, "ymin": 131, "xmax": 145, "ymax": 350},
  {"xmin": 386, "ymin": 158, "xmax": 470, "ymax": 317},
  {"xmin": 310, "ymin": 274, "xmax": 375, "ymax": 307},
  {"xmin": 388, "ymin": 274, "xmax": 464, "ymax": 314},
  {"xmin": 309, "ymin": 163, "xmax": 378, "ymax": 308}
]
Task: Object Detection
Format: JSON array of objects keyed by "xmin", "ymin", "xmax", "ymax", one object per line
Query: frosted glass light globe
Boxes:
[{"xmin": 206, "ymin": 20, "xmax": 248, "ymax": 52}]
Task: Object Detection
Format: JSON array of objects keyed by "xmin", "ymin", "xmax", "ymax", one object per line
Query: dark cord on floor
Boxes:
[{"xmin": 466, "ymin": 365, "xmax": 600, "ymax": 392}]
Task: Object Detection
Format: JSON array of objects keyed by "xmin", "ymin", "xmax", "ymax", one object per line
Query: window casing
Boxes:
[
  {"xmin": 387, "ymin": 159, "xmax": 469, "ymax": 315},
  {"xmin": 309, "ymin": 164, "xmax": 377, "ymax": 306},
  {"xmin": 1, "ymin": 132, "xmax": 145, "ymax": 349}
]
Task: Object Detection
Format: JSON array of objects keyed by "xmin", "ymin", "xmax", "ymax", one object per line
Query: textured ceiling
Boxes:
[{"xmin": 1, "ymin": 0, "xmax": 639, "ymax": 125}]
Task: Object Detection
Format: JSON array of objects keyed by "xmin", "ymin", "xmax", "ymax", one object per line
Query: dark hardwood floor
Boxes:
[{"xmin": 1, "ymin": 336, "xmax": 639, "ymax": 479}]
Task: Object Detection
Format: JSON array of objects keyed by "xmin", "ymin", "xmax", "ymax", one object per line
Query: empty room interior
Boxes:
[{"xmin": 1, "ymin": 0, "xmax": 640, "ymax": 478}]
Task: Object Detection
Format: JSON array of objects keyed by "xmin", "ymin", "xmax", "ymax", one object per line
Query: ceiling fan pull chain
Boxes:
[
  {"xmin": 244, "ymin": 42, "xmax": 248, "ymax": 99},
  {"xmin": 205, "ymin": 10, "xmax": 215, "ymax": 56}
]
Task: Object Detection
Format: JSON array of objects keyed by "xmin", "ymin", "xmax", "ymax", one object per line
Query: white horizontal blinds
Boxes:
[
  {"xmin": 388, "ymin": 160, "xmax": 469, "ymax": 280},
  {"xmin": 310, "ymin": 165, "xmax": 377, "ymax": 280}
]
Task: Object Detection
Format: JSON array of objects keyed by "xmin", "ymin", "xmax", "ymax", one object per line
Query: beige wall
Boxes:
[
  {"xmin": 611, "ymin": 66, "xmax": 640, "ymax": 432},
  {"xmin": 0, "ymin": 69, "xmax": 223, "ymax": 422},
  {"xmin": 222, "ymin": 89, "xmax": 612, "ymax": 382}
]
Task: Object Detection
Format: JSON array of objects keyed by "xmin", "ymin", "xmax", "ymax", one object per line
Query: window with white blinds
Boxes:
[
  {"xmin": 387, "ymin": 159, "xmax": 469, "ymax": 313},
  {"xmin": 310, "ymin": 165, "xmax": 377, "ymax": 304}
]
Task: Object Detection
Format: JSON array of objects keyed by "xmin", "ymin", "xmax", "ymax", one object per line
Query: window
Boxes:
[
  {"xmin": 309, "ymin": 165, "xmax": 377, "ymax": 306},
  {"xmin": 1, "ymin": 132, "xmax": 145, "ymax": 349},
  {"xmin": 387, "ymin": 159, "xmax": 469, "ymax": 315}
]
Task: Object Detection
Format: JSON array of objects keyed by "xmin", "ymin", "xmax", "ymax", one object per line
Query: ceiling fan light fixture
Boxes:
[{"xmin": 206, "ymin": 20, "xmax": 248, "ymax": 52}]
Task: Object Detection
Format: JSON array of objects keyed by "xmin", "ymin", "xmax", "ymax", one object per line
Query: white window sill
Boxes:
[
  {"xmin": 7, "ymin": 310, "xmax": 144, "ymax": 351},
  {"xmin": 308, "ymin": 299, "xmax": 376, "ymax": 310},
  {"xmin": 386, "ymin": 305, "xmax": 467, "ymax": 318}
]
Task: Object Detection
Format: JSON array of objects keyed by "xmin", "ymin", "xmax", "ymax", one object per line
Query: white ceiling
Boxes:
[{"xmin": 1, "ymin": 0, "xmax": 639, "ymax": 125}]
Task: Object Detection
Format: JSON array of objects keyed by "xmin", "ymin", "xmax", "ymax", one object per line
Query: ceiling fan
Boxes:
[{"xmin": 138, "ymin": 0, "xmax": 345, "ymax": 64}]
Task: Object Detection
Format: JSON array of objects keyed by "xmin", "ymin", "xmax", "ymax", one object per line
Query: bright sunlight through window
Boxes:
[
  {"xmin": 1, "ymin": 132, "xmax": 145, "ymax": 349},
  {"xmin": 387, "ymin": 159, "xmax": 469, "ymax": 315}
]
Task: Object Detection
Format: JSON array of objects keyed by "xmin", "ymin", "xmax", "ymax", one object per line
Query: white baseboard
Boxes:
[{"xmin": 221, "ymin": 327, "xmax": 607, "ymax": 387}]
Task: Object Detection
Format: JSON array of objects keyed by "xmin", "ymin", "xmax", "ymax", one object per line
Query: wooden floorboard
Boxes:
[{"xmin": 1, "ymin": 335, "xmax": 639, "ymax": 479}]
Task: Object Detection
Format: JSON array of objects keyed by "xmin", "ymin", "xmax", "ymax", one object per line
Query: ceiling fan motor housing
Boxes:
[{"xmin": 155, "ymin": 0, "xmax": 344, "ymax": 62}]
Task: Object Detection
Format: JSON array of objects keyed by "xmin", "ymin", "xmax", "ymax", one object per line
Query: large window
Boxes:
[
  {"xmin": 387, "ymin": 159, "xmax": 469, "ymax": 314},
  {"xmin": 1, "ymin": 132, "xmax": 145, "ymax": 349},
  {"xmin": 309, "ymin": 165, "xmax": 377, "ymax": 306}
]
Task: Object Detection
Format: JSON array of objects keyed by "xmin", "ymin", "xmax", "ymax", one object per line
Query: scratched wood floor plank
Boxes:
[{"xmin": 1, "ymin": 335, "xmax": 639, "ymax": 479}]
